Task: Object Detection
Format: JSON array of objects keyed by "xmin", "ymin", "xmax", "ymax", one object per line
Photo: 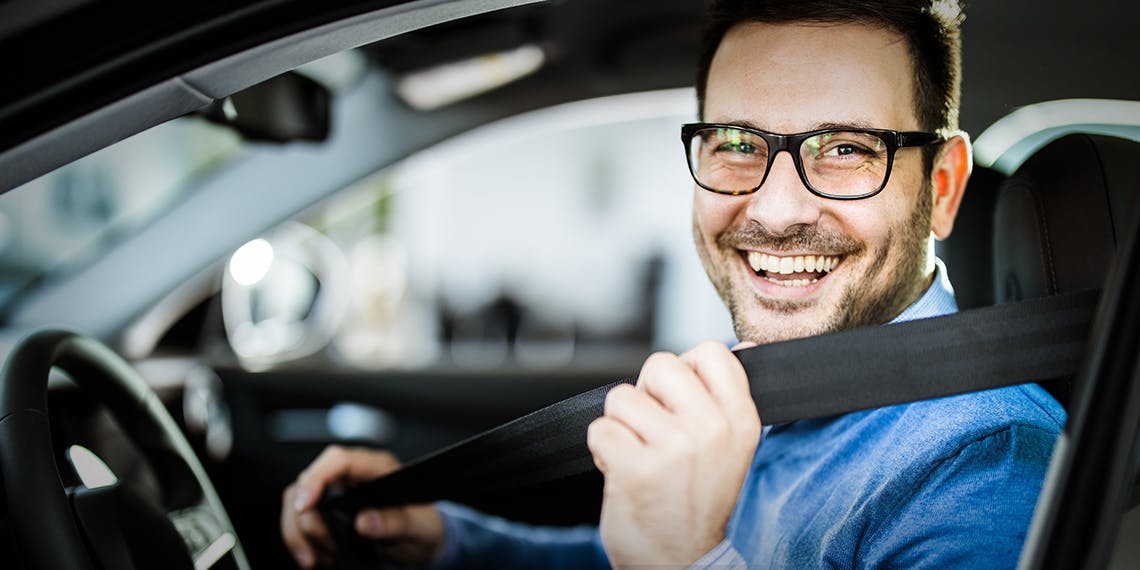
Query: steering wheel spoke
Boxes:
[
  {"xmin": 0, "ymin": 329, "xmax": 250, "ymax": 570},
  {"xmin": 68, "ymin": 481, "xmax": 195, "ymax": 570}
]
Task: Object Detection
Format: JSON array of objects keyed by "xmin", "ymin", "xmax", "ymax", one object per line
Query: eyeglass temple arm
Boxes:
[{"xmin": 898, "ymin": 132, "xmax": 942, "ymax": 147}]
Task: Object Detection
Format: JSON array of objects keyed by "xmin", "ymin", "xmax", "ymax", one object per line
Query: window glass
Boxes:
[
  {"xmin": 225, "ymin": 91, "xmax": 734, "ymax": 371},
  {"xmin": 0, "ymin": 117, "xmax": 244, "ymax": 308}
]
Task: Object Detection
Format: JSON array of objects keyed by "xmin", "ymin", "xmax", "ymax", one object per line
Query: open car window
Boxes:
[
  {"xmin": 216, "ymin": 89, "xmax": 735, "ymax": 372},
  {"xmin": 0, "ymin": 118, "xmax": 244, "ymax": 310}
]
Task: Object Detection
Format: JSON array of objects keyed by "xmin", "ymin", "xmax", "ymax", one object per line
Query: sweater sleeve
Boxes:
[
  {"xmin": 857, "ymin": 424, "xmax": 1059, "ymax": 569},
  {"xmin": 428, "ymin": 502, "xmax": 610, "ymax": 570}
]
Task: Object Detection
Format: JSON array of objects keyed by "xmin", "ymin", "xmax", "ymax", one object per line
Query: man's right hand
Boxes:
[{"xmin": 280, "ymin": 445, "xmax": 444, "ymax": 569}]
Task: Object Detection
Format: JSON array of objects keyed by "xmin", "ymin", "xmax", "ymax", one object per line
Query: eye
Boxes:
[
  {"xmin": 805, "ymin": 132, "xmax": 886, "ymax": 162},
  {"xmin": 717, "ymin": 140, "xmax": 759, "ymax": 154},
  {"xmin": 828, "ymin": 143, "xmax": 872, "ymax": 157},
  {"xmin": 704, "ymin": 128, "xmax": 764, "ymax": 158}
]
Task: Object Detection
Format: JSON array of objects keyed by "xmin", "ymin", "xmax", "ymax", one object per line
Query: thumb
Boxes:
[
  {"xmin": 355, "ymin": 509, "xmax": 386, "ymax": 539},
  {"xmin": 355, "ymin": 508, "xmax": 411, "ymax": 540}
]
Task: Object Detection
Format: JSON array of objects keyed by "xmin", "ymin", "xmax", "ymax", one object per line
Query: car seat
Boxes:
[
  {"xmin": 940, "ymin": 164, "xmax": 1005, "ymax": 310},
  {"xmin": 991, "ymin": 133, "xmax": 1140, "ymax": 409}
]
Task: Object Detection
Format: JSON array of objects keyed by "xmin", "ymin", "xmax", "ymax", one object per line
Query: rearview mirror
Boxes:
[{"xmin": 199, "ymin": 71, "xmax": 331, "ymax": 143}]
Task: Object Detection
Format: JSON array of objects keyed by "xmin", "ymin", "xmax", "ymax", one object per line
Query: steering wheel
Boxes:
[{"xmin": 0, "ymin": 329, "xmax": 250, "ymax": 570}]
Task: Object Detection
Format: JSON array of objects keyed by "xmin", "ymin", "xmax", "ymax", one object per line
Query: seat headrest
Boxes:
[
  {"xmin": 992, "ymin": 134, "xmax": 1140, "ymax": 303},
  {"xmin": 941, "ymin": 165, "xmax": 1004, "ymax": 309}
]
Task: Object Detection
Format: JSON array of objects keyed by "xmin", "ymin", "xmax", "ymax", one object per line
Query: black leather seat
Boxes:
[
  {"xmin": 991, "ymin": 133, "xmax": 1140, "ymax": 407},
  {"xmin": 941, "ymin": 165, "xmax": 1005, "ymax": 310}
]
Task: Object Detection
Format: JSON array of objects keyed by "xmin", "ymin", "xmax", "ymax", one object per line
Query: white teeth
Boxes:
[
  {"xmin": 747, "ymin": 252, "xmax": 841, "ymax": 276},
  {"xmin": 748, "ymin": 251, "xmax": 763, "ymax": 272},
  {"xmin": 764, "ymin": 277, "xmax": 821, "ymax": 288}
]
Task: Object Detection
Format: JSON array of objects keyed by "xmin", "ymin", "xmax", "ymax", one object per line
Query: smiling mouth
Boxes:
[{"xmin": 744, "ymin": 251, "xmax": 843, "ymax": 288}]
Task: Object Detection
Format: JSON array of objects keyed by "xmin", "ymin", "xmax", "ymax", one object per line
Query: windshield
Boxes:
[{"xmin": 0, "ymin": 117, "xmax": 243, "ymax": 310}]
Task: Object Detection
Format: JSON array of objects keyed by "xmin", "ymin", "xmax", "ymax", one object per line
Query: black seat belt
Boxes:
[{"xmin": 320, "ymin": 288, "xmax": 1098, "ymax": 563}]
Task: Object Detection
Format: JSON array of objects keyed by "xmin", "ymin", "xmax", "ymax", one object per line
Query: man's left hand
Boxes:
[{"xmin": 587, "ymin": 340, "xmax": 762, "ymax": 567}]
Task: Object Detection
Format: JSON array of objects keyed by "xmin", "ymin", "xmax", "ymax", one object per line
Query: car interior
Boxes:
[
  {"xmin": 0, "ymin": 0, "xmax": 1139, "ymax": 569},
  {"xmin": 1001, "ymin": 133, "xmax": 1140, "ymax": 569}
]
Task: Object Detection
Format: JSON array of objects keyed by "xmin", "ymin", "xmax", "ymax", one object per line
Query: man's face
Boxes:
[{"xmin": 695, "ymin": 22, "xmax": 936, "ymax": 343}]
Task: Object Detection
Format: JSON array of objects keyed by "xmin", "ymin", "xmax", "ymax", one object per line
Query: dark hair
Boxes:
[{"xmin": 696, "ymin": 0, "xmax": 964, "ymax": 147}]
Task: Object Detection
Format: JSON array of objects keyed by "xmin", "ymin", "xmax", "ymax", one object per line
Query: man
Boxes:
[{"xmin": 281, "ymin": 0, "xmax": 1065, "ymax": 567}]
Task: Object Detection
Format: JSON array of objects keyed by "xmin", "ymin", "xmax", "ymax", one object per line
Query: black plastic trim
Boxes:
[{"xmin": 0, "ymin": 0, "xmax": 410, "ymax": 153}]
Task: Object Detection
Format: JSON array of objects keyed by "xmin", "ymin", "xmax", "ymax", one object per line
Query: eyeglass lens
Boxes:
[{"xmin": 688, "ymin": 127, "xmax": 891, "ymax": 196}]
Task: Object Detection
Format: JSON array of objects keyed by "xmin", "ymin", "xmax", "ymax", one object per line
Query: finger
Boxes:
[
  {"xmin": 680, "ymin": 341, "xmax": 760, "ymax": 425},
  {"xmin": 281, "ymin": 486, "xmax": 321, "ymax": 568},
  {"xmin": 636, "ymin": 352, "xmax": 718, "ymax": 418},
  {"xmin": 354, "ymin": 507, "xmax": 417, "ymax": 540},
  {"xmin": 603, "ymin": 383, "xmax": 675, "ymax": 445},
  {"xmin": 372, "ymin": 511, "xmax": 444, "ymax": 568},
  {"xmin": 296, "ymin": 508, "xmax": 336, "ymax": 552},
  {"xmin": 281, "ymin": 516, "xmax": 314, "ymax": 568},
  {"xmin": 284, "ymin": 535, "xmax": 316, "ymax": 569},
  {"xmin": 355, "ymin": 508, "xmax": 390, "ymax": 539},
  {"xmin": 587, "ymin": 416, "xmax": 644, "ymax": 474},
  {"xmin": 294, "ymin": 446, "xmax": 401, "ymax": 513}
]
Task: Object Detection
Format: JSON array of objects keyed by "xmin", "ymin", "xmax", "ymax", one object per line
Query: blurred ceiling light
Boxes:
[
  {"xmin": 67, "ymin": 445, "xmax": 118, "ymax": 489},
  {"xmin": 229, "ymin": 238, "xmax": 275, "ymax": 286},
  {"xmin": 395, "ymin": 44, "xmax": 545, "ymax": 111}
]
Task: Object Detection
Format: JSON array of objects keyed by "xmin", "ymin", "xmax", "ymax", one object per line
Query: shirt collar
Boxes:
[{"xmin": 889, "ymin": 258, "xmax": 959, "ymax": 324}]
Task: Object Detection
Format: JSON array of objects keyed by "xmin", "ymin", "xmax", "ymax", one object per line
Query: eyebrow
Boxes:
[
  {"xmin": 813, "ymin": 120, "xmax": 877, "ymax": 131},
  {"xmin": 708, "ymin": 119, "xmax": 879, "ymax": 133}
]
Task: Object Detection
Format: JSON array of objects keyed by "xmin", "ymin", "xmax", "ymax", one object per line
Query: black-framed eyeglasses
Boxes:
[{"xmin": 681, "ymin": 123, "xmax": 942, "ymax": 200}]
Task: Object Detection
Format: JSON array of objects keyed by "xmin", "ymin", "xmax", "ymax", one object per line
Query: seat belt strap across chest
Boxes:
[{"xmin": 321, "ymin": 288, "xmax": 1098, "ymax": 527}]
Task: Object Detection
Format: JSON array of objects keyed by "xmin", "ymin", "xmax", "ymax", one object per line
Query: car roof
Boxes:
[{"xmin": 2, "ymin": 0, "xmax": 1138, "ymax": 193}]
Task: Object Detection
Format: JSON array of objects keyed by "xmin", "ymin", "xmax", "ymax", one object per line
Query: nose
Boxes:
[{"xmin": 744, "ymin": 151, "xmax": 822, "ymax": 234}]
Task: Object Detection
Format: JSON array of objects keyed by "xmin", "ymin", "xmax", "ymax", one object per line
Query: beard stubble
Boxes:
[{"xmin": 695, "ymin": 182, "xmax": 934, "ymax": 343}]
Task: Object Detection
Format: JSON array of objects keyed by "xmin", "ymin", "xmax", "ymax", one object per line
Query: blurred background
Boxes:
[{"xmin": 0, "ymin": 77, "xmax": 732, "ymax": 375}]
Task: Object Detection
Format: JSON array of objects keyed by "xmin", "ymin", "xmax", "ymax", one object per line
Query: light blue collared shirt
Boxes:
[{"xmin": 432, "ymin": 262, "xmax": 1065, "ymax": 569}]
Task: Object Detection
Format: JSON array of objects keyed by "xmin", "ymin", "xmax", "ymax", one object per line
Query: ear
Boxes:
[{"xmin": 929, "ymin": 132, "xmax": 972, "ymax": 240}]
